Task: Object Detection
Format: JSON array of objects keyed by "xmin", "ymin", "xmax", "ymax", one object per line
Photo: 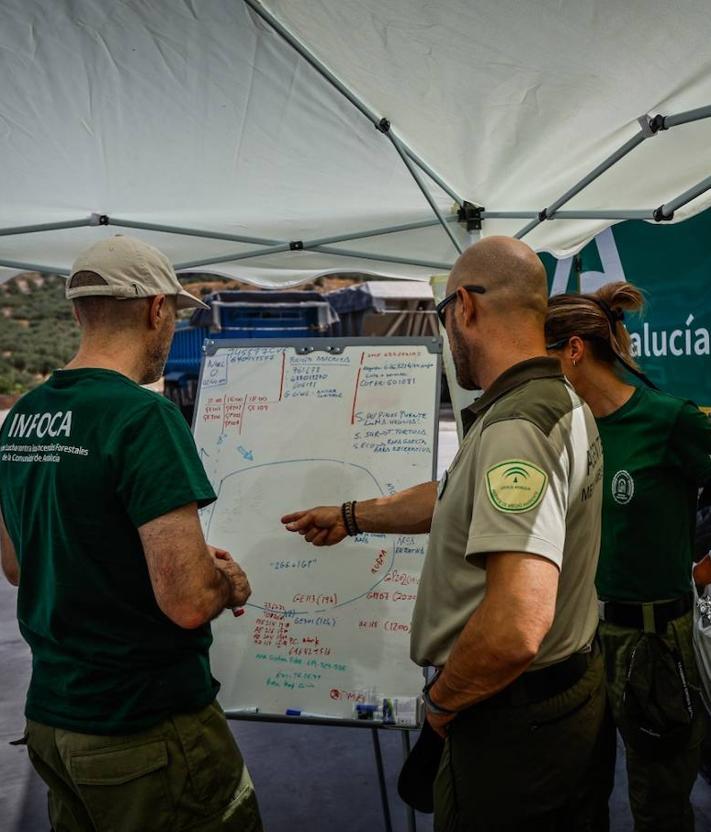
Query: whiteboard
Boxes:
[{"xmin": 193, "ymin": 338, "xmax": 441, "ymax": 719}]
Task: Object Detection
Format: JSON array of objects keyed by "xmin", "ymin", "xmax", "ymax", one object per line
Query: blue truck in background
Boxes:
[
  {"xmin": 164, "ymin": 283, "xmax": 439, "ymax": 422},
  {"xmin": 164, "ymin": 290, "xmax": 337, "ymax": 420}
]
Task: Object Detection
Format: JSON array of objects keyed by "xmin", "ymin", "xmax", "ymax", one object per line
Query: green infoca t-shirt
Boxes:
[
  {"xmin": 0, "ymin": 369, "xmax": 218, "ymax": 734},
  {"xmin": 595, "ymin": 386, "xmax": 711, "ymax": 603}
]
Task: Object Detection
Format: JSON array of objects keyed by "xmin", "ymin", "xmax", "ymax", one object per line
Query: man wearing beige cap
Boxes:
[{"xmin": 0, "ymin": 236, "xmax": 262, "ymax": 831}]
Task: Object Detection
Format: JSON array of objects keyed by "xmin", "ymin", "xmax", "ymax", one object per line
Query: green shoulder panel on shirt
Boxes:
[{"xmin": 481, "ymin": 377, "xmax": 577, "ymax": 438}]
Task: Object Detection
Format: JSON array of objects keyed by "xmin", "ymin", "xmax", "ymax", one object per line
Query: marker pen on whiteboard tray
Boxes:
[{"xmin": 285, "ymin": 709, "xmax": 337, "ymax": 719}]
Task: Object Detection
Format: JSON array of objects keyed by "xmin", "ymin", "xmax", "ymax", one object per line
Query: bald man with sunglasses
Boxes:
[{"xmin": 283, "ymin": 236, "xmax": 608, "ymax": 831}]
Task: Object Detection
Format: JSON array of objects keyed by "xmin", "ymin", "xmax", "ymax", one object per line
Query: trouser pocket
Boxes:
[
  {"xmin": 173, "ymin": 701, "xmax": 246, "ymax": 812},
  {"xmin": 69, "ymin": 739, "xmax": 174, "ymax": 832}
]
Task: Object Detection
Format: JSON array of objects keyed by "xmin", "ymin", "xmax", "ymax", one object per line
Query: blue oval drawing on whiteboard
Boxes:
[{"xmin": 205, "ymin": 459, "xmax": 395, "ymax": 614}]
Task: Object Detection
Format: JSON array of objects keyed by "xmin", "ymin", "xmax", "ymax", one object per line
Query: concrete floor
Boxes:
[
  {"xmin": 2, "ymin": 417, "xmax": 711, "ymax": 830},
  {"xmin": 3, "ymin": 578, "xmax": 711, "ymax": 832}
]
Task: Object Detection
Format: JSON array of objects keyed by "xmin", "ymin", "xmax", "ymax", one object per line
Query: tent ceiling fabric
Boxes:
[{"xmin": 1, "ymin": 0, "xmax": 710, "ymax": 286}]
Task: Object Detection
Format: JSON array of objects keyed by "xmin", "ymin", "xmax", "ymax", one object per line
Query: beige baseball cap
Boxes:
[{"xmin": 67, "ymin": 235, "xmax": 209, "ymax": 310}]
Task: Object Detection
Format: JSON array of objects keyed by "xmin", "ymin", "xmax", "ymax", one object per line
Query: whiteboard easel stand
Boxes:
[
  {"xmin": 224, "ymin": 710, "xmax": 418, "ymax": 832},
  {"xmin": 198, "ymin": 337, "xmax": 442, "ymax": 832}
]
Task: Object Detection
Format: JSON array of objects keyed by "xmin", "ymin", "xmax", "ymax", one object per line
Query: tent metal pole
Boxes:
[
  {"xmin": 514, "ymin": 129, "xmax": 648, "ymax": 239},
  {"xmin": 661, "ymin": 104, "xmax": 711, "ymax": 129},
  {"xmin": 106, "ymin": 217, "xmax": 282, "ymax": 247},
  {"xmin": 174, "ymin": 243, "xmax": 294, "ymax": 270},
  {"xmin": 482, "ymin": 210, "xmax": 653, "ymax": 220},
  {"xmin": 655, "ymin": 175, "xmax": 711, "ymax": 220},
  {"xmin": 0, "ymin": 218, "xmax": 92, "ymax": 237},
  {"xmin": 108, "ymin": 215, "xmax": 455, "ymax": 249},
  {"xmin": 305, "ymin": 216, "xmax": 455, "ymax": 247},
  {"xmin": 551, "ymin": 210, "xmax": 653, "ymax": 220},
  {"xmin": 176, "ymin": 242, "xmax": 453, "ymax": 272},
  {"xmin": 0, "ymin": 259, "xmax": 70, "ymax": 275},
  {"xmin": 241, "ymin": 0, "xmax": 464, "ymax": 207},
  {"xmin": 386, "ymin": 132, "xmax": 464, "ymax": 255},
  {"xmin": 311, "ymin": 245, "xmax": 454, "ymax": 270},
  {"xmin": 481, "ymin": 212, "xmax": 539, "ymax": 219}
]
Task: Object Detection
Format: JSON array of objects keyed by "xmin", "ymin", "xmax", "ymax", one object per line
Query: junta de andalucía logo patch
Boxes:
[{"xmin": 485, "ymin": 460, "xmax": 548, "ymax": 513}]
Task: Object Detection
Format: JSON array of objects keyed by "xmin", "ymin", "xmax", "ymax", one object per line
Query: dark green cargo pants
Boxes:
[
  {"xmin": 598, "ymin": 610, "xmax": 708, "ymax": 832},
  {"xmin": 433, "ymin": 649, "xmax": 608, "ymax": 832},
  {"xmin": 24, "ymin": 700, "xmax": 262, "ymax": 832}
]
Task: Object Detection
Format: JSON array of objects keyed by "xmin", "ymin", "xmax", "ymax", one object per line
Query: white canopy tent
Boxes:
[{"xmin": 1, "ymin": 0, "xmax": 711, "ymax": 286}]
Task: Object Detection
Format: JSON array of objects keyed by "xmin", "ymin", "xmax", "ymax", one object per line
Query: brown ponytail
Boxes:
[{"xmin": 545, "ymin": 281, "xmax": 645, "ymax": 371}]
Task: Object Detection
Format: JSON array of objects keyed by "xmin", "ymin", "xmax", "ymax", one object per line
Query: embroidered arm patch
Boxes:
[{"xmin": 485, "ymin": 459, "xmax": 548, "ymax": 513}]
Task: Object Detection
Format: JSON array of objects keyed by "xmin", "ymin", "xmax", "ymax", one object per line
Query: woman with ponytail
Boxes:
[{"xmin": 546, "ymin": 282, "xmax": 711, "ymax": 831}]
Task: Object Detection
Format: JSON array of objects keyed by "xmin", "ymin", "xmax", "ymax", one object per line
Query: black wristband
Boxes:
[
  {"xmin": 423, "ymin": 688, "xmax": 456, "ymax": 716},
  {"xmin": 341, "ymin": 501, "xmax": 358, "ymax": 536},
  {"xmin": 351, "ymin": 501, "xmax": 362, "ymax": 536}
]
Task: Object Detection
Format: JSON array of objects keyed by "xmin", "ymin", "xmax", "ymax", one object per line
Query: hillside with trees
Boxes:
[
  {"xmin": 0, "ymin": 271, "xmax": 356, "ymax": 404},
  {"xmin": 0, "ymin": 274, "xmax": 79, "ymax": 398}
]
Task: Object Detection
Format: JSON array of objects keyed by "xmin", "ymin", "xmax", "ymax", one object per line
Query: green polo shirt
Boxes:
[
  {"xmin": 595, "ymin": 386, "xmax": 711, "ymax": 602},
  {"xmin": 0, "ymin": 368, "xmax": 218, "ymax": 734},
  {"xmin": 411, "ymin": 357, "xmax": 603, "ymax": 669}
]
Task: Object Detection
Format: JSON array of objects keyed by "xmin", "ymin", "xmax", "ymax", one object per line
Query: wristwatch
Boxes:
[
  {"xmin": 423, "ymin": 688, "xmax": 456, "ymax": 716},
  {"xmin": 422, "ymin": 672, "xmax": 456, "ymax": 716}
]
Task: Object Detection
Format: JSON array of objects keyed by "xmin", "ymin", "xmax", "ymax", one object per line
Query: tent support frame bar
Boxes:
[
  {"xmin": 0, "ymin": 218, "xmax": 92, "ymax": 238},
  {"xmin": 383, "ymin": 128, "xmax": 464, "ymax": 255},
  {"xmin": 485, "ymin": 210, "xmax": 654, "ymax": 220},
  {"xmin": 0, "ymin": 258, "xmax": 70, "ymax": 276},
  {"xmin": 241, "ymin": 0, "xmax": 464, "ymax": 208},
  {"xmin": 107, "ymin": 217, "xmax": 282, "ymax": 247},
  {"xmin": 514, "ymin": 129, "xmax": 647, "ymax": 238},
  {"xmin": 661, "ymin": 104, "xmax": 711, "ymax": 129},
  {"xmin": 310, "ymin": 245, "xmax": 453, "ymax": 270},
  {"xmin": 175, "ymin": 241, "xmax": 454, "ymax": 272},
  {"xmin": 655, "ymin": 174, "xmax": 711, "ymax": 220},
  {"xmin": 104, "ymin": 215, "xmax": 458, "ymax": 249},
  {"xmin": 515, "ymin": 105, "xmax": 711, "ymax": 238}
]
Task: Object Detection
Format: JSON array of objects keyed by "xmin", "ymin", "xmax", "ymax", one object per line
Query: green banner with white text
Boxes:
[{"xmin": 542, "ymin": 210, "xmax": 711, "ymax": 409}]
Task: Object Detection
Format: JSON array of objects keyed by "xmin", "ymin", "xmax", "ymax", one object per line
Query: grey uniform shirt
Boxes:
[{"xmin": 410, "ymin": 357, "xmax": 603, "ymax": 670}]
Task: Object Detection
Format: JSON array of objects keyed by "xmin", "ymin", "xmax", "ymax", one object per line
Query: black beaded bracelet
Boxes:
[
  {"xmin": 351, "ymin": 500, "xmax": 362, "ymax": 536},
  {"xmin": 341, "ymin": 500, "xmax": 361, "ymax": 536},
  {"xmin": 341, "ymin": 501, "xmax": 355, "ymax": 536}
]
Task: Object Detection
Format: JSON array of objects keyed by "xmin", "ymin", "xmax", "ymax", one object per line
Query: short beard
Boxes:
[
  {"xmin": 140, "ymin": 327, "xmax": 173, "ymax": 385},
  {"xmin": 449, "ymin": 316, "xmax": 479, "ymax": 390}
]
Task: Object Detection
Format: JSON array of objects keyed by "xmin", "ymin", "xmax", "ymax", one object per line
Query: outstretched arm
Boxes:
[{"xmin": 282, "ymin": 480, "xmax": 438, "ymax": 546}]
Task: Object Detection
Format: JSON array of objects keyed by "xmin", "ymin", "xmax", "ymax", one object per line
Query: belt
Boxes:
[
  {"xmin": 481, "ymin": 646, "xmax": 595, "ymax": 708},
  {"xmin": 598, "ymin": 593, "xmax": 692, "ymax": 634}
]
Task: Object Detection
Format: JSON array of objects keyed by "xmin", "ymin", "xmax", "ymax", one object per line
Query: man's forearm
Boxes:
[
  {"xmin": 354, "ymin": 481, "xmax": 438, "ymax": 535},
  {"xmin": 429, "ymin": 552, "xmax": 558, "ymax": 713},
  {"xmin": 195, "ymin": 566, "xmax": 234, "ymax": 623},
  {"xmin": 430, "ymin": 601, "xmax": 538, "ymax": 712}
]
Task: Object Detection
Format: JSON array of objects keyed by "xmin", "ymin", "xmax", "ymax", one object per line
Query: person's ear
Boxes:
[
  {"xmin": 568, "ymin": 335, "xmax": 585, "ymax": 366},
  {"xmin": 457, "ymin": 287, "xmax": 477, "ymax": 326},
  {"xmin": 148, "ymin": 295, "xmax": 167, "ymax": 330}
]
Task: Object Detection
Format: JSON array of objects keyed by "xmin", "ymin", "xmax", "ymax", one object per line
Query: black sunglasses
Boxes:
[
  {"xmin": 435, "ymin": 285, "xmax": 486, "ymax": 326},
  {"xmin": 545, "ymin": 338, "xmax": 569, "ymax": 351}
]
